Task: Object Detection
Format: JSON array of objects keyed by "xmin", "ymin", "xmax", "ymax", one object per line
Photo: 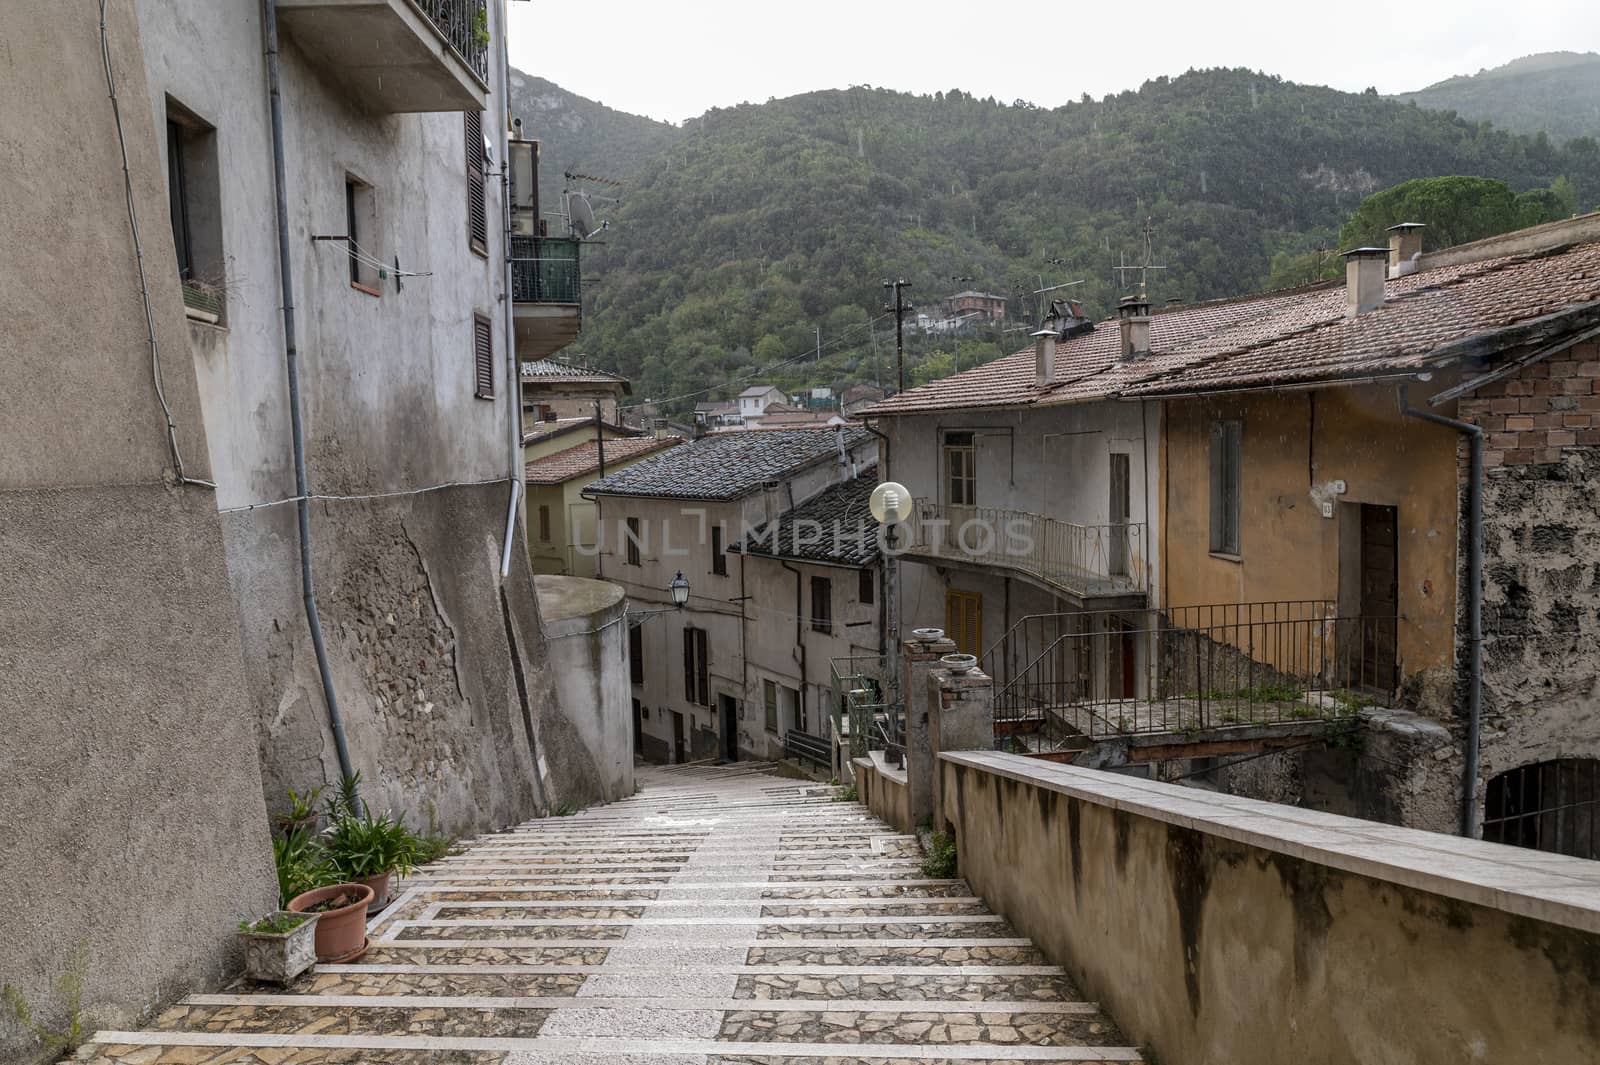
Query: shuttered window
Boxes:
[
  {"xmin": 1209, "ymin": 420, "xmax": 1242, "ymax": 555},
  {"xmin": 537, "ymin": 504, "xmax": 551, "ymax": 542},
  {"xmin": 629, "ymin": 624, "xmax": 644, "ymax": 686},
  {"xmin": 810, "ymin": 575, "xmax": 832, "ymax": 634},
  {"xmin": 858, "ymin": 567, "xmax": 874, "ymax": 605},
  {"xmin": 473, "ymin": 314, "xmax": 494, "ymax": 398},
  {"xmin": 466, "ymin": 110, "xmax": 488, "ymax": 255},
  {"xmin": 683, "ymin": 626, "xmax": 709, "ymax": 707}
]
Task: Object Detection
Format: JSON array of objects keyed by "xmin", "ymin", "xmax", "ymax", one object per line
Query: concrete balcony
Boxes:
[
  {"xmin": 274, "ymin": 0, "xmax": 489, "ymax": 113},
  {"xmin": 512, "ymin": 235, "xmax": 582, "ymax": 360},
  {"xmin": 903, "ymin": 499, "xmax": 1146, "ymax": 605}
]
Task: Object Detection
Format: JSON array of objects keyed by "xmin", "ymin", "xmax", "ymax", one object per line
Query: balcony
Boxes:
[
  {"xmin": 511, "ymin": 235, "xmax": 582, "ymax": 359},
  {"xmin": 902, "ymin": 500, "xmax": 1146, "ymax": 603},
  {"xmin": 274, "ymin": 0, "xmax": 490, "ymax": 114}
]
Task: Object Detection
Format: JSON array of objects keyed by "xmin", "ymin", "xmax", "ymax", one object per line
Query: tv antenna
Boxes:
[
  {"xmin": 562, "ymin": 171, "xmax": 622, "ymax": 240},
  {"xmin": 1112, "ymin": 216, "xmax": 1167, "ymax": 295}
]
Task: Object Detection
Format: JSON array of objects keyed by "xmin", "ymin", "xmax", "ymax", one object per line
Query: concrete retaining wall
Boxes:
[
  {"xmin": 536, "ymin": 576, "xmax": 634, "ymax": 804},
  {"xmin": 941, "ymin": 751, "xmax": 1600, "ymax": 1065},
  {"xmin": 853, "ymin": 754, "xmax": 912, "ymax": 833}
]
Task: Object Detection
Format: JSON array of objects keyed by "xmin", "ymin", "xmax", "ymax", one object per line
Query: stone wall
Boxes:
[
  {"xmin": 535, "ymin": 575, "xmax": 635, "ymax": 805},
  {"xmin": 941, "ymin": 751, "xmax": 1600, "ymax": 1065}
]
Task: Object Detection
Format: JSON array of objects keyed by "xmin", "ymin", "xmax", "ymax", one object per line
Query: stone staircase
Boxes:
[{"xmin": 81, "ymin": 760, "xmax": 1142, "ymax": 1063}]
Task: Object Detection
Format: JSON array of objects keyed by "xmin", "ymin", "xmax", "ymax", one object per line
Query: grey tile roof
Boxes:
[
  {"xmin": 731, "ymin": 467, "xmax": 880, "ymax": 567},
  {"xmin": 585, "ymin": 427, "xmax": 874, "ymax": 501},
  {"xmin": 519, "ymin": 358, "xmax": 630, "ymax": 389}
]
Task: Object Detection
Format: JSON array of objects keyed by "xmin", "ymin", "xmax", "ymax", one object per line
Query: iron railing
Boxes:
[
  {"xmin": 1483, "ymin": 758, "xmax": 1600, "ymax": 859},
  {"xmin": 904, "ymin": 500, "xmax": 1146, "ymax": 599},
  {"xmin": 411, "ymin": 0, "xmax": 489, "ymax": 82},
  {"xmin": 982, "ymin": 601, "xmax": 1397, "ymax": 747},
  {"xmin": 830, "ymin": 655, "xmax": 904, "ymax": 766},
  {"xmin": 511, "ymin": 236, "xmax": 581, "ymax": 304},
  {"xmin": 785, "ymin": 728, "xmax": 831, "ymax": 769}
]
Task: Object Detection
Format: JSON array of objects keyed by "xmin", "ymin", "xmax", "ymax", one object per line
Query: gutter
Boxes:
[
  {"xmin": 262, "ymin": 0, "xmax": 354, "ymax": 785},
  {"xmin": 1398, "ymin": 384, "xmax": 1482, "ymax": 839},
  {"xmin": 497, "ymin": 0, "xmax": 522, "ymax": 579}
]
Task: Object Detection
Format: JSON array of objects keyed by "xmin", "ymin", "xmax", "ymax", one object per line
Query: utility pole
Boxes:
[
  {"xmin": 594, "ymin": 399, "xmax": 606, "ymax": 478},
  {"xmin": 883, "ymin": 279, "xmax": 912, "ymax": 393}
]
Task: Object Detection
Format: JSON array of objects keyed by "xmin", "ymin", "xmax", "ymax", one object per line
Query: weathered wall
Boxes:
[
  {"xmin": 942, "ymin": 752, "xmax": 1600, "ymax": 1065},
  {"xmin": 1162, "ymin": 383, "xmax": 1460, "ymax": 710},
  {"xmin": 0, "ymin": 3, "xmax": 274, "ymax": 1060},
  {"xmin": 535, "ymin": 575, "xmax": 635, "ymax": 804},
  {"xmin": 1456, "ymin": 342, "xmax": 1600, "ymax": 821},
  {"xmin": 853, "ymin": 755, "xmax": 912, "ymax": 833}
]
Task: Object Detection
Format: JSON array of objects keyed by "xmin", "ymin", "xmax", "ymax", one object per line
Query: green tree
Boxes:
[{"xmin": 1338, "ymin": 176, "xmax": 1524, "ymax": 251}]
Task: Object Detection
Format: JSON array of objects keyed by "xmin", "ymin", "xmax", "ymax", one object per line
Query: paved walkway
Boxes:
[{"xmin": 84, "ymin": 762, "xmax": 1141, "ymax": 1063}]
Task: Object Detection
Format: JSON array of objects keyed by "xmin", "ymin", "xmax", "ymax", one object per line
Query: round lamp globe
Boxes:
[{"xmin": 869, "ymin": 481, "xmax": 913, "ymax": 524}]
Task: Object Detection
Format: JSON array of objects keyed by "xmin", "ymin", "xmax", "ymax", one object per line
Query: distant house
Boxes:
[
  {"xmin": 944, "ymin": 290, "xmax": 1007, "ymax": 323},
  {"xmin": 586, "ymin": 427, "xmax": 878, "ymax": 764},
  {"xmin": 738, "ymin": 384, "xmax": 788, "ymax": 421},
  {"xmin": 520, "ymin": 357, "xmax": 630, "ymax": 423},
  {"xmin": 693, "ymin": 399, "xmax": 742, "ymax": 429},
  {"xmin": 842, "ymin": 384, "xmax": 887, "ymax": 414},
  {"xmin": 525, "ymin": 433, "xmax": 681, "ymax": 577}
]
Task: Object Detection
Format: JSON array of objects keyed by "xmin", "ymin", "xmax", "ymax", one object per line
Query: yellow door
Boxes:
[{"xmin": 945, "ymin": 589, "xmax": 983, "ymax": 657}]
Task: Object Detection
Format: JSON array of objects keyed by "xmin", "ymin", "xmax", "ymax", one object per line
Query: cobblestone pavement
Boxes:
[{"xmin": 80, "ymin": 761, "xmax": 1141, "ymax": 1063}]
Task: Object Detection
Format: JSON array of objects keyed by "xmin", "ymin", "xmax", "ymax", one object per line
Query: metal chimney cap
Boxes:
[
  {"xmin": 1030, "ymin": 328, "xmax": 1057, "ymax": 338},
  {"xmin": 1342, "ymin": 246, "xmax": 1389, "ymax": 259},
  {"xmin": 1385, "ymin": 222, "xmax": 1427, "ymax": 232}
]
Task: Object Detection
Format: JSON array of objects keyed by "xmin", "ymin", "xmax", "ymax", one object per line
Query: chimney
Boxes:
[
  {"xmin": 652, "ymin": 417, "xmax": 669, "ymax": 440},
  {"xmin": 1343, "ymin": 247, "xmax": 1388, "ymax": 317},
  {"xmin": 1117, "ymin": 295, "xmax": 1151, "ymax": 361},
  {"xmin": 1386, "ymin": 222, "xmax": 1426, "ymax": 278},
  {"xmin": 1031, "ymin": 328, "xmax": 1057, "ymax": 387}
]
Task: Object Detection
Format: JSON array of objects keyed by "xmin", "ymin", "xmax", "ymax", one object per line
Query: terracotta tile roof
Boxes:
[
  {"xmin": 862, "ymin": 239, "xmax": 1600, "ymax": 415},
  {"xmin": 730, "ymin": 467, "xmax": 880, "ymax": 567},
  {"xmin": 586, "ymin": 427, "xmax": 875, "ymax": 501},
  {"xmin": 522, "ymin": 416, "xmax": 640, "ymax": 445},
  {"xmin": 524, "ymin": 437, "xmax": 680, "ymax": 485},
  {"xmin": 519, "ymin": 358, "xmax": 630, "ymax": 391}
]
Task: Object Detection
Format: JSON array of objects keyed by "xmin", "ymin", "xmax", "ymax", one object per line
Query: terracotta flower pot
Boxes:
[
  {"xmin": 287, "ymin": 883, "xmax": 373, "ymax": 963},
  {"xmin": 358, "ymin": 870, "xmax": 393, "ymax": 913}
]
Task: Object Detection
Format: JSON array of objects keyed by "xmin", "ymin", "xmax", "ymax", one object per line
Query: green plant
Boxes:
[
  {"xmin": 322, "ymin": 812, "xmax": 417, "ymax": 881},
  {"xmin": 276, "ymin": 784, "xmax": 326, "ymax": 834},
  {"xmin": 832, "ymin": 784, "xmax": 858, "ymax": 803},
  {"xmin": 273, "ymin": 826, "xmax": 330, "ymax": 907},
  {"xmin": 324, "ymin": 772, "xmax": 365, "ymax": 822},
  {"xmin": 2, "ymin": 940, "xmax": 89, "ymax": 1060},
  {"xmin": 471, "ymin": 7, "xmax": 489, "ymax": 49},
  {"xmin": 551, "ymin": 801, "xmax": 580, "ymax": 817},
  {"xmin": 919, "ymin": 831, "xmax": 958, "ymax": 878},
  {"xmin": 239, "ymin": 913, "xmax": 310, "ymax": 936}
]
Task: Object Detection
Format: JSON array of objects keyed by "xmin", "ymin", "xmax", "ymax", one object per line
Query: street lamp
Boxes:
[
  {"xmin": 870, "ymin": 482, "xmax": 913, "ymax": 738},
  {"xmin": 632, "ymin": 571, "xmax": 692, "ymax": 623}
]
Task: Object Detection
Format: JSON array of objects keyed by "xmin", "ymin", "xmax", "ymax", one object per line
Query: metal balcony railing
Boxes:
[
  {"xmin": 904, "ymin": 500, "xmax": 1146, "ymax": 600},
  {"xmin": 830, "ymin": 655, "xmax": 903, "ymax": 765},
  {"xmin": 412, "ymin": 0, "xmax": 489, "ymax": 82},
  {"xmin": 511, "ymin": 236, "xmax": 582, "ymax": 304},
  {"xmin": 982, "ymin": 601, "xmax": 1399, "ymax": 746}
]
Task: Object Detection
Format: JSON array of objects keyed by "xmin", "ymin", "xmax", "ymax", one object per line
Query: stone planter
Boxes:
[
  {"xmin": 239, "ymin": 912, "xmax": 318, "ymax": 985},
  {"xmin": 940, "ymin": 653, "xmax": 978, "ymax": 674},
  {"xmin": 287, "ymin": 882, "xmax": 373, "ymax": 963}
]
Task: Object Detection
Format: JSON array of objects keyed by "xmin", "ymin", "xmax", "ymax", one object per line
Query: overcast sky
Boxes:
[{"xmin": 507, "ymin": 0, "xmax": 1600, "ymax": 125}]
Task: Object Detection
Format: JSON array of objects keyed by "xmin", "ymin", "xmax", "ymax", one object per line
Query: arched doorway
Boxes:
[{"xmin": 1483, "ymin": 759, "xmax": 1599, "ymax": 859}]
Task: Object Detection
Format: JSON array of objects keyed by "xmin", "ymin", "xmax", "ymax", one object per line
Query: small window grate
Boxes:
[
  {"xmin": 1484, "ymin": 758, "xmax": 1600, "ymax": 859},
  {"xmin": 473, "ymin": 314, "xmax": 494, "ymax": 398}
]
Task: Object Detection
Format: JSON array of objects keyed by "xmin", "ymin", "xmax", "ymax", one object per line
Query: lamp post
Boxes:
[
  {"xmin": 869, "ymin": 482, "xmax": 913, "ymax": 718},
  {"xmin": 632, "ymin": 571, "xmax": 691, "ymax": 622}
]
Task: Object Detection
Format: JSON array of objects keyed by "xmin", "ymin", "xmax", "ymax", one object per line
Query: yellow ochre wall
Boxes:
[{"xmin": 1160, "ymin": 383, "xmax": 1461, "ymax": 709}]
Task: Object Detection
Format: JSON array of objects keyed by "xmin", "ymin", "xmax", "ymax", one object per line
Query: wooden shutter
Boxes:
[
  {"xmin": 538, "ymin": 504, "xmax": 551, "ymax": 542},
  {"xmin": 683, "ymin": 626, "xmax": 695, "ymax": 702},
  {"xmin": 473, "ymin": 314, "xmax": 493, "ymax": 398},
  {"xmin": 694, "ymin": 629, "xmax": 710, "ymax": 706},
  {"xmin": 465, "ymin": 110, "xmax": 488, "ymax": 254}
]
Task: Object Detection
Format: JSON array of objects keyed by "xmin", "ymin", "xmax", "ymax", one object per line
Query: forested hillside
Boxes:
[
  {"xmin": 507, "ymin": 71, "xmax": 681, "ymax": 217},
  {"xmin": 536, "ymin": 68, "xmax": 1598, "ymax": 414},
  {"xmin": 1397, "ymin": 52, "xmax": 1600, "ymax": 143}
]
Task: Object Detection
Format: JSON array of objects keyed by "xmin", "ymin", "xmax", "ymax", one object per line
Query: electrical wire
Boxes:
[
  {"xmin": 217, "ymin": 476, "xmax": 512, "ymax": 514},
  {"xmin": 99, "ymin": 0, "xmax": 213, "ymax": 490},
  {"xmin": 343, "ymin": 236, "xmax": 433, "ymax": 278},
  {"xmin": 621, "ymin": 312, "xmax": 893, "ymax": 411}
]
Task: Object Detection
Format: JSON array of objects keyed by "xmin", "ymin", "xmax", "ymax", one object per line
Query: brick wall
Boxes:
[{"xmin": 1458, "ymin": 340, "xmax": 1600, "ymax": 466}]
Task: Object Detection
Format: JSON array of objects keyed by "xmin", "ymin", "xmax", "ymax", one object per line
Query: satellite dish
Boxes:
[{"xmin": 568, "ymin": 192, "xmax": 599, "ymax": 239}]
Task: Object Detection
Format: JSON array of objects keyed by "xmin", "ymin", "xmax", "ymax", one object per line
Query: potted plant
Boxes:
[
  {"xmin": 238, "ymin": 911, "xmax": 318, "ymax": 985},
  {"xmin": 275, "ymin": 784, "xmax": 326, "ymax": 836},
  {"xmin": 287, "ymin": 882, "xmax": 374, "ymax": 963},
  {"xmin": 940, "ymin": 652, "xmax": 978, "ymax": 674},
  {"xmin": 322, "ymin": 811, "xmax": 417, "ymax": 913}
]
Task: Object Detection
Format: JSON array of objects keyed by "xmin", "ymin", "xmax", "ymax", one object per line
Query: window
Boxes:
[
  {"xmin": 165, "ymin": 102, "xmax": 222, "ymax": 318},
  {"xmin": 1484, "ymin": 759, "xmax": 1600, "ymax": 859},
  {"xmin": 945, "ymin": 431, "xmax": 976, "ymax": 506},
  {"xmin": 858, "ymin": 567, "xmax": 875, "ymax": 605},
  {"xmin": 465, "ymin": 110, "xmax": 488, "ymax": 256},
  {"xmin": 1209, "ymin": 420, "xmax": 1242, "ymax": 556},
  {"xmin": 1109, "ymin": 452, "xmax": 1131, "ymax": 577},
  {"xmin": 625, "ymin": 517, "xmax": 642, "ymax": 566},
  {"xmin": 763, "ymin": 679, "xmax": 778, "ymax": 732},
  {"xmin": 537, "ymin": 504, "xmax": 551, "ymax": 543},
  {"xmin": 810, "ymin": 575, "xmax": 833, "ymax": 634},
  {"xmin": 472, "ymin": 314, "xmax": 494, "ymax": 398},
  {"xmin": 683, "ymin": 626, "xmax": 709, "ymax": 707},
  {"xmin": 711, "ymin": 525, "xmax": 727, "ymax": 576},
  {"xmin": 629, "ymin": 625, "xmax": 644, "ymax": 686},
  {"xmin": 945, "ymin": 589, "xmax": 982, "ymax": 657},
  {"xmin": 788, "ymin": 684, "xmax": 805, "ymax": 733},
  {"xmin": 344, "ymin": 175, "xmax": 378, "ymax": 293}
]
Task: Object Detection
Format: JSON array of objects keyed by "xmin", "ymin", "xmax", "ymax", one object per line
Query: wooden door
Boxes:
[
  {"xmin": 1109, "ymin": 453, "xmax": 1130, "ymax": 577},
  {"xmin": 945, "ymin": 589, "xmax": 983, "ymax": 657},
  {"xmin": 718, "ymin": 694, "xmax": 739, "ymax": 762},
  {"xmin": 1359, "ymin": 504, "xmax": 1398, "ymax": 693},
  {"xmin": 671, "ymin": 710, "xmax": 686, "ymax": 764}
]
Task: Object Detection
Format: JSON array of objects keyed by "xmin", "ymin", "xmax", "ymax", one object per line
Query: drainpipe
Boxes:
[
  {"xmin": 497, "ymin": 0, "xmax": 522, "ymax": 579},
  {"xmin": 263, "ymin": 0, "xmax": 354, "ymax": 785},
  {"xmin": 781, "ymin": 558, "xmax": 808, "ymax": 733},
  {"xmin": 1398, "ymin": 385, "xmax": 1482, "ymax": 838}
]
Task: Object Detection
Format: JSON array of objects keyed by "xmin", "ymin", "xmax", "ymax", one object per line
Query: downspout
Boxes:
[
  {"xmin": 497, "ymin": 0, "xmax": 522, "ymax": 579},
  {"xmin": 781, "ymin": 559, "xmax": 807, "ymax": 733},
  {"xmin": 263, "ymin": 0, "xmax": 354, "ymax": 785},
  {"xmin": 1398, "ymin": 385, "xmax": 1482, "ymax": 838}
]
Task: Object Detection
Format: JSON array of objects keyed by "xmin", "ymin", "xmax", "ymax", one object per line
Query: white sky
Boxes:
[{"xmin": 507, "ymin": 0, "xmax": 1600, "ymax": 125}]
